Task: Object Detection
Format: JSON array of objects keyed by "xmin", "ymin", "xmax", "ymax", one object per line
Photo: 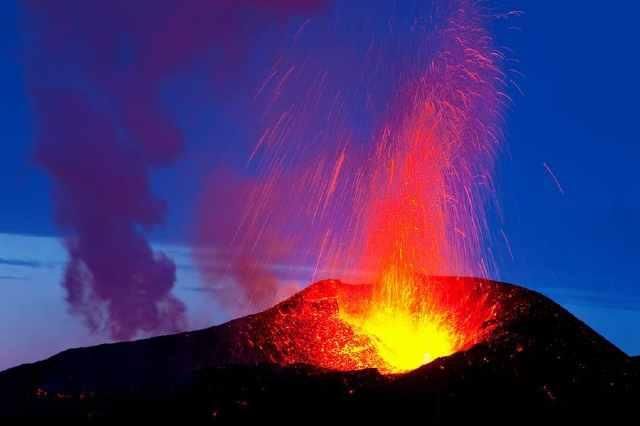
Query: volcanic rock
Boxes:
[{"xmin": 0, "ymin": 277, "xmax": 637, "ymax": 422}]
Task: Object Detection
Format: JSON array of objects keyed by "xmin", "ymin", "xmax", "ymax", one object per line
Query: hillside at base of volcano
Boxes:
[{"xmin": 0, "ymin": 276, "xmax": 638, "ymax": 422}]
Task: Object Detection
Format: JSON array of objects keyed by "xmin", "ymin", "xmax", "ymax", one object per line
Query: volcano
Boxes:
[{"xmin": 0, "ymin": 277, "xmax": 638, "ymax": 421}]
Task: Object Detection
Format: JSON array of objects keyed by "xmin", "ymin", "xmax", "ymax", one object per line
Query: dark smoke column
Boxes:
[
  {"xmin": 24, "ymin": 0, "xmax": 326, "ymax": 340},
  {"xmin": 33, "ymin": 91, "xmax": 185, "ymax": 340}
]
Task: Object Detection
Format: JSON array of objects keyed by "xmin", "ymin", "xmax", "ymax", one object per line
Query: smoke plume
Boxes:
[{"xmin": 25, "ymin": 0, "xmax": 326, "ymax": 339}]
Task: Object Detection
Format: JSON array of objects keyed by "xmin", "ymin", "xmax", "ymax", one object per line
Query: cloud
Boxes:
[{"xmin": 0, "ymin": 258, "xmax": 41, "ymax": 268}]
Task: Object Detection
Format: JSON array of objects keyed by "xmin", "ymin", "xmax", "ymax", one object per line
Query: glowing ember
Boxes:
[{"xmin": 198, "ymin": 1, "xmax": 506, "ymax": 373}]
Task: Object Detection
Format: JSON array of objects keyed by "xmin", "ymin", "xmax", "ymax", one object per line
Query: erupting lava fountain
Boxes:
[{"xmin": 196, "ymin": 2, "xmax": 506, "ymax": 373}]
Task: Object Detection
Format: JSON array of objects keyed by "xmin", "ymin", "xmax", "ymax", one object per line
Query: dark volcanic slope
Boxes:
[{"xmin": 0, "ymin": 277, "xmax": 638, "ymax": 422}]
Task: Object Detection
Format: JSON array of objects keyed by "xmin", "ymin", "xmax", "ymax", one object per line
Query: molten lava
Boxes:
[
  {"xmin": 340, "ymin": 274, "xmax": 496, "ymax": 372},
  {"xmin": 341, "ymin": 276, "xmax": 467, "ymax": 372},
  {"xmin": 249, "ymin": 277, "xmax": 496, "ymax": 374}
]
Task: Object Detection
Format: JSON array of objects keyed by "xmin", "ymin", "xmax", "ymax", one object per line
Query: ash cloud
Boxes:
[{"xmin": 25, "ymin": 0, "xmax": 326, "ymax": 339}]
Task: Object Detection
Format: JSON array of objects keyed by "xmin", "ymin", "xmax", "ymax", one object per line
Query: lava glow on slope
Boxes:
[
  {"xmin": 247, "ymin": 277, "xmax": 497, "ymax": 374},
  {"xmin": 199, "ymin": 1, "xmax": 506, "ymax": 373}
]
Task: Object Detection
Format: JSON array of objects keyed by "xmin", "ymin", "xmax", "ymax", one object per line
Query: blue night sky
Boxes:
[{"xmin": 0, "ymin": 1, "xmax": 638, "ymax": 370}]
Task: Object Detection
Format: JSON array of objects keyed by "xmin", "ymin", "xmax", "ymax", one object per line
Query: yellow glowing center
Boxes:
[
  {"xmin": 357, "ymin": 307, "xmax": 455, "ymax": 372},
  {"xmin": 340, "ymin": 269, "xmax": 459, "ymax": 373}
]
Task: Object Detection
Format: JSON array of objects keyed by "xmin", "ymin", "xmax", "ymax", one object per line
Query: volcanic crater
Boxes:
[{"xmin": 0, "ymin": 277, "xmax": 638, "ymax": 421}]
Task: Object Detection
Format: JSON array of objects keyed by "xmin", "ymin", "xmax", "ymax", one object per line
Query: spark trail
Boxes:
[{"xmin": 199, "ymin": 0, "xmax": 507, "ymax": 372}]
